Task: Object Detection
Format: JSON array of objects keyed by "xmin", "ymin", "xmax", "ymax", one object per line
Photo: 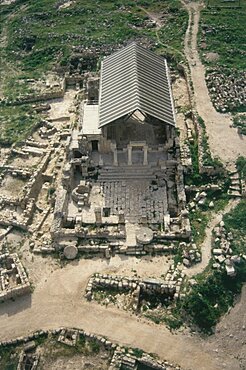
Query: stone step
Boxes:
[
  {"xmin": 228, "ymin": 190, "xmax": 242, "ymax": 197},
  {"xmin": 98, "ymin": 165, "xmax": 157, "ymax": 181},
  {"xmin": 99, "ymin": 171, "xmax": 155, "ymax": 177},
  {"xmin": 98, "ymin": 174, "xmax": 156, "ymax": 181},
  {"xmin": 229, "ymin": 173, "xmax": 240, "ymax": 179},
  {"xmin": 100, "ymin": 167, "xmax": 155, "ymax": 173},
  {"xmin": 230, "ymin": 176, "xmax": 240, "ymax": 181},
  {"xmin": 229, "ymin": 186, "xmax": 241, "ymax": 191}
]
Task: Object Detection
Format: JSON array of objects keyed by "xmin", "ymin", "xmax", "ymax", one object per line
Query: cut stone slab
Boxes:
[
  {"xmin": 225, "ymin": 264, "xmax": 236, "ymax": 277},
  {"xmin": 64, "ymin": 245, "xmax": 78, "ymax": 259},
  {"xmin": 183, "ymin": 258, "xmax": 191, "ymax": 267},
  {"xmin": 136, "ymin": 227, "xmax": 154, "ymax": 244}
]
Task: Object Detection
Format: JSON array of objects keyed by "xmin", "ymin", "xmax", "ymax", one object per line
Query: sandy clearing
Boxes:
[{"xmin": 0, "ymin": 257, "xmax": 239, "ymax": 370}]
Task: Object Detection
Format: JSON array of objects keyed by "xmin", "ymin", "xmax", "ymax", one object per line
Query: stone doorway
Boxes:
[
  {"xmin": 132, "ymin": 147, "xmax": 144, "ymax": 165},
  {"xmin": 91, "ymin": 140, "xmax": 98, "ymax": 151}
]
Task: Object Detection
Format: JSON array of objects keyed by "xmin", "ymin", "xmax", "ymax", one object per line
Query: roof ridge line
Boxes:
[{"xmin": 134, "ymin": 44, "xmax": 141, "ymax": 108}]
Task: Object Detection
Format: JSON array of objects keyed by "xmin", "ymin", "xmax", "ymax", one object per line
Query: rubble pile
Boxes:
[
  {"xmin": 180, "ymin": 242, "xmax": 201, "ymax": 267},
  {"xmin": 188, "ymin": 190, "xmax": 209, "ymax": 210},
  {"xmin": 205, "ymin": 69, "xmax": 246, "ymax": 112},
  {"xmin": 212, "ymin": 221, "xmax": 245, "ymax": 276}
]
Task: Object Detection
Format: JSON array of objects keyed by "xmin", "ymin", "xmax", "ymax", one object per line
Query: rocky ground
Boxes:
[
  {"xmin": 182, "ymin": 0, "xmax": 246, "ymax": 170},
  {"xmin": 0, "ymin": 1, "xmax": 245, "ymax": 369}
]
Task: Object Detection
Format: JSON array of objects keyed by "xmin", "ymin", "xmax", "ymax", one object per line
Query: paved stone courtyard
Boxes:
[{"xmin": 100, "ymin": 180, "xmax": 168, "ymax": 223}]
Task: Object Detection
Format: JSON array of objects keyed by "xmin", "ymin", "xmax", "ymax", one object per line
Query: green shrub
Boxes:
[
  {"xmin": 89, "ymin": 339, "xmax": 100, "ymax": 354},
  {"xmin": 236, "ymin": 156, "xmax": 246, "ymax": 180},
  {"xmin": 182, "ymin": 200, "xmax": 246, "ymax": 333}
]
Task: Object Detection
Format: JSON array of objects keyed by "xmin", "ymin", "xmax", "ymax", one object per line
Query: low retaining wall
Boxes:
[{"xmin": 85, "ymin": 269, "xmax": 185, "ymax": 301}]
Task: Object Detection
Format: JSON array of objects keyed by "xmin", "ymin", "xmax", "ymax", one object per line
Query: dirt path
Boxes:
[
  {"xmin": 0, "ymin": 4, "xmax": 244, "ymax": 370},
  {"xmin": 0, "ymin": 257, "xmax": 239, "ymax": 370},
  {"xmin": 182, "ymin": 1, "xmax": 246, "ymax": 169},
  {"xmin": 139, "ymin": 6, "xmax": 185, "ymax": 59},
  {"xmin": 185, "ymin": 199, "xmax": 239, "ymax": 277}
]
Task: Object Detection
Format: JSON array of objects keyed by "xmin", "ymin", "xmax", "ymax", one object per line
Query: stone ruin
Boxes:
[
  {"xmin": 212, "ymin": 221, "xmax": 245, "ymax": 276},
  {"xmin": 17, "ymin": 341, "xmax": 39, "ymax": 370},
  {"xmin": 50, "ymin": 44, "xmax": 192, "ymax": 260},
  {"xmin": 85, "ymin": 264, "xmax": 186, "ymax": 308},
  {"xmin": 227, "ymin": 170, "xmax": 243, "ymax": 198},
  {"xmin": 58, "ymin": 328, "xmax": 79, "ymax": 346},
  {"xmin": 0, "ymin": 143, "xmax": 53, "ymax": 231},
  {"xmin": 0, "ymin": 253, "xmax": 30, "ymax": 302},
  {"xmin": 109, "ymin": 349, "xmax": 182, "ymax": 370},
  {"xmin": 0, "ymin": 44, "xmax": 196, "ymax": 268},
  {"xmin": 0, "ymin": 94, "xmax": 77, "ymax": 243},
  {"xmin": 0, "ymin": 74, "xmax": 65, "ymax": 106},
  {"xmin": 0, "ymin": 327, "xmax": 182, "ymax": 370}
]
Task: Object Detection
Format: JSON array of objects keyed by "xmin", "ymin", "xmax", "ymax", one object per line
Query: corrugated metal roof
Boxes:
[{"xmin": 98, "ymin": 42, "xmax": 175, "ymax": 128}]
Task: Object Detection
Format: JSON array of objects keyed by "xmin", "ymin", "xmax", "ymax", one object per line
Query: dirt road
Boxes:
[
  {"xmin": 182, "ymin": 1, "xmax": 246, "ymax": 169},
  {"xmin": 0, "ymin": 257, "xmax": 239, "ymax": 370},
  {"xmin": 0, "ymin": 3, "xmax": 244, "ymax": 370}
]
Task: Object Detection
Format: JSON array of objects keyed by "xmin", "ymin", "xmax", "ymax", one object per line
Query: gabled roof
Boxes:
[{"xmin": 98, "ymin": 42, "xmax": 175, "ymax": 128}]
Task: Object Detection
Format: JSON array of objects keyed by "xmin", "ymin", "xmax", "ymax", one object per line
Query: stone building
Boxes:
[
  {"xmin": 52, "ymin": 42, "xmax": 189, "ymax": 254},
  {"xmin": 81, "ymin": 42, "xmax": 176, "ymax": 167}
]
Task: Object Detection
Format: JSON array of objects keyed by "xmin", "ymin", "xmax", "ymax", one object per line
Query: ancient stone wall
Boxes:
[
  {"xmin": 85, "ymin": 268, "xmax": 185, "ymax": 301},
  {"xmin": 0, "ymin": 253, "xmax": 31, "ymax": 303}
]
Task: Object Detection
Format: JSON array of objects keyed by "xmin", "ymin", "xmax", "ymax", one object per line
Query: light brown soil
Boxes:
[
  {"xmin": 9, "ymin": 155, "xmax": 41, "ymax": 169},
  {"xmin": 0, "ymin": 256, "xmax": 240, "ymax": 370},
  {"xmin": 0, "ymin": 3, "xmax": 245, "ymax": 370},
  {"xmin": 39, "ymin": 342, "xmax": 110, "ymax": 370},
  {"xmin": 1, "ymin": 174, "xmax": 26, "ymax": 197},
  {"xmin": 103, "ymin": 254, "xmax": 172, "ymax": 279},
  {"xmin": 47, "ymin": 89, "xmax": 77, "ymax": 122},
  {"xmin": 205, "ymin": 285, "xmax": 246, "ymax": 369},
  {"xmin": 41, "ymin": 354, "xmax": 109, "ymax": 370}
]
